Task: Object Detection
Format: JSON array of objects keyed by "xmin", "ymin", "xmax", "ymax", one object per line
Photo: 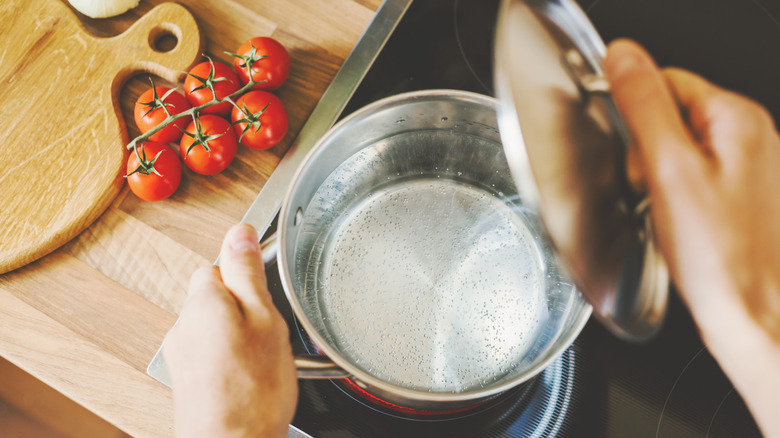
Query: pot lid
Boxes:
[{"xmin": 493, "ymin": 0, "xmax": 669, "ymax": 341}]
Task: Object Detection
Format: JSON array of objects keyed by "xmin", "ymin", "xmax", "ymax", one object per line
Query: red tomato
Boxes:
[
  {"xmin": 183, "ymin": 60, "xmax": 240, "ymax": 116},
  {"xmin": 179, "ymin": 115, "xmax": 238, "ymax": 175},
  {"xmin": 230, "ymin": 37, "xmax": 290, "ymax": 91},
  {"xmin": 231, "ymin": 91, "xmax": 289, "ymax": 150},
  {"xmin": 134, "ymin": 86, "xmax": 191, "ymax": 143},
  {"xmin": 126, "ymin": 142, "xmax": 182, "ymax": 201}
]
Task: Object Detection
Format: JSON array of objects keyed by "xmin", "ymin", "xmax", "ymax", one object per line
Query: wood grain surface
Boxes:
[
  {"xmin": 0, "ymin": 357, "xmax": 130, "ymax": 438},
  {"xmin": 0, "ymin": 0, "xmax": 382, "ymax": 436},
  {"xmin": 0, "ymin": 0, "xmax": 203, "ymax": 274}
]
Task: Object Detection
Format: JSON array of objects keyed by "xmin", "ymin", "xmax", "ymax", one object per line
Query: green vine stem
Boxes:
[
  {"xmin": 125, "ymin": 68, "xmax": 267, "ymax": 154},
  {"xmin": 126, "ymin": 144, "xmax": 165, "ymax": 178},
  {"xmin": 179, "ymin": 112, "xmax": 226, "ymax": 157},
  {"xmin": 229, "ymin": 99, "xmax": 270, "ymax": 143}
]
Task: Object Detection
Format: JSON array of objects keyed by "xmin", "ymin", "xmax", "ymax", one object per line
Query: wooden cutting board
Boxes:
[
  {"xmin": 0, "ymin": 0, "xmax": 380, "ymax": 435},
  {"xmin": 0, "ymin": 0, "xmax": 202, "ymax": 274}
]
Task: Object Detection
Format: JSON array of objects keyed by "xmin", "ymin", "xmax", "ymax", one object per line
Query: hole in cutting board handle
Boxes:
[{"xmin": 148, "ymin": 24, "xmax": 180, "ymax": 53}]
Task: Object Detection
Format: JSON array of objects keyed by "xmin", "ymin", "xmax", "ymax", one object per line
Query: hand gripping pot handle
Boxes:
[{"xmin": 260, "ymin": 233, "xmax": 351, "ymax": 380}]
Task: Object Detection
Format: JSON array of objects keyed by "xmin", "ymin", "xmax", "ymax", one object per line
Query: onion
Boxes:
[{"xmin": 68, "ymin": 0, "xmax": 140, "ymax": 19}]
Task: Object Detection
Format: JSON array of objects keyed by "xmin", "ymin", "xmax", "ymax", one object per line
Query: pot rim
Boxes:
[{"xmin": 277, "ymin": 89, "xmax": 593, "ymax": 405}]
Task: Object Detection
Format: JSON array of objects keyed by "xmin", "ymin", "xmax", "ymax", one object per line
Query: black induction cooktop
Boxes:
[{"xmin": 268, "ymin": 0, "xmax": 779, "ymax": 436}]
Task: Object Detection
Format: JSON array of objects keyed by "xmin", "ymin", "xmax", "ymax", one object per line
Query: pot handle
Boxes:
[
  {"xmin": 294, "ymin": 355, "xmax": 351, "ymax": 379},
  {"xmin": 259, "ymin": 233, "xmax": 352, "ymax": 380},
  {"xmin": 260, "ymin": 232, "xmax": 280, "ymax": 267}
]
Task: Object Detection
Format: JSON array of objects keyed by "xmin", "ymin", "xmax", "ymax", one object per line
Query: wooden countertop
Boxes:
[{"xmin": 0, "ymin": 0, "xmax": 381, "ymax": 436}]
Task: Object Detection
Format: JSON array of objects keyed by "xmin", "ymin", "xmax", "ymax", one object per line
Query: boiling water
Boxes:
[{"xmin": 316, "ymin": 178, "xmax": 546, "ymax": 392}]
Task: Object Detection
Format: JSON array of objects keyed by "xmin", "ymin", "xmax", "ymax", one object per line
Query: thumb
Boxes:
[
  {"xmin": 218, "ymin": 223, "xmax": 271, "ymax": 316},
  {"xmin": 604, "ymin": 39, "xmax": 703, "ymax": 182}
]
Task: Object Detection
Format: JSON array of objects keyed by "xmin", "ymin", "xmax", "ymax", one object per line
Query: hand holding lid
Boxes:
[{"xmin": 494, "ymin": 0, "xmax": 669, "ymax": 341}]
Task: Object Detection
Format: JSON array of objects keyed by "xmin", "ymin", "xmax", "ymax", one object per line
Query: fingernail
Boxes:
[
  {"xmin": 606, "ymin": 40, "xmax": 649, "ymax": 78},
  {"xmin": 228, "ymin": 224, "xmax": 259, "ymax": 253}
]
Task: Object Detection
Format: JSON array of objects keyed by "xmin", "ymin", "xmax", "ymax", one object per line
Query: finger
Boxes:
[
  {"xmin": 661, "ymin": 68, "xmax": 722, "ymax": 140},
  {"xmin": 604, "ymin": 39, "xmax": 705, "ymax": 180},
  {"xmin": 184, "ymin": 265, "xmax": 237, "ymax": 311},
  {"xmin": 218, "ymin": 223, "xmax": 271, "ymax": 317},
  {"xmin": 165, "ymin": 266, "xmax": 236, "ymax": 368},
  {"xmin": 174, "ymin": 266, "xmax": 240, "ymax": 338},
  {"xmin": 664, "ymin": 67, "xmax": 778, "ymax": 162}
]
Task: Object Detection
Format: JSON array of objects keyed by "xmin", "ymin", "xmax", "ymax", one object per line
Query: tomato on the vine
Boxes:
[
  {"xmin": 231, "ymin": 90, "xmax": 288, "ymax": 150},
  {"xmin": 126, "ymin": 142, "xmax": 182, "ymax": 201},
  {"xmin": 134, "ymin": 85, "xmax": 191, "ymax": 143},
  {"xmin": 179, "ymin": 115, "xmax": 238, "ymax": 175},
  {"xmin": 183, "ymin": 60, "xmax": 240, "ymax": 116},
  {"xmin": 229, "ymin": 37, "xmax": 290, "ymax": 91}
]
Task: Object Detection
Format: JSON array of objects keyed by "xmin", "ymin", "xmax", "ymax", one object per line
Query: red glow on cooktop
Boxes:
[{"xmin": 341, "ymin": 379, "xmax": 490, "ymax": 416}]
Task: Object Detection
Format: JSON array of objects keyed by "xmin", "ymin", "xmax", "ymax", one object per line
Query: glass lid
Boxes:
[{"xmin": 493, "ymin": 0, "xmax": 669, "ymax": 341}]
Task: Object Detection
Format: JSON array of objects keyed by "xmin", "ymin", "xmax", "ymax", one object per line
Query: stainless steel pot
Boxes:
[{"xmin": 264, "ymin": 90, "xmax": 591, "ymax": 410}]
